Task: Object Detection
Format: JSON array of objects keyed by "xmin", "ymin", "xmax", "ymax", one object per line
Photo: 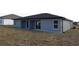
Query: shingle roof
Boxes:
[
  {"xmin": 25, "ymin": 13, "xmax": 64, "ymax": 19},
  {"xmin": 14, "ymin": 13, "xmax": 73, "ymax": 22},
  {"xmin": 0, "ymin": 14, "xmax": 21, "ymax": 19},
  {"xmin": 14, "ymin": 13, "xmax": 63, "ymax": 19}
]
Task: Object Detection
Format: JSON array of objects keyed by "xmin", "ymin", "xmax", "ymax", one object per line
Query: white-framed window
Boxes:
[{"xmin": 54, "ymin": 20, "xmax": 58, "ymax": 29}]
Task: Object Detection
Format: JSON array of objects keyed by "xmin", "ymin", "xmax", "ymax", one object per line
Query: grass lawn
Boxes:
[{"xmin": 0, "ymin": 26, "xmax": 79, "ymax": 46}]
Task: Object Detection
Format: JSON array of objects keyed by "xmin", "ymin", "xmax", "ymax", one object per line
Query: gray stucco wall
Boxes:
[
  {"xmin": 14, "ymin": 19, "xmax": 64, "ymax": 32},
  {"xmin": 14, "ymin": 20, "xmax": 21, "ymax": 28},
  {"xmin": 40, "ymin": 19, "xmax": 62, "ymax": 32},
  {"xmin": 63, "ymin": 20, "xmax": 73, "ymax": 32},
  {"xmin": 14, "ymin": 20, "xmax": 30, "ymax": 29}
]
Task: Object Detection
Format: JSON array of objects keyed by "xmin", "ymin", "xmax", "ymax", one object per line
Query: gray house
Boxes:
[
  {"xmin": 14, "ymin": 13, "xmax": 73, "ymax": 32},
  {"xmin": 0, "ymin": 14, "xmax": 21, "ymax": 25}
]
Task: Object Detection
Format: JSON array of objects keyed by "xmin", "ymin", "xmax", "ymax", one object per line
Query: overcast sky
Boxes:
[{"xmin": 0, "ymin": 0, "xmax": 79, "ymax": 21}]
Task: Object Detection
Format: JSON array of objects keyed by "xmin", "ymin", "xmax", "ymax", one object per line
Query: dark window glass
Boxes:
[
  {"xmin": 27, "ymin": 21, "xmax": 28, "ymax": 28},
  {"xmin": 54, "ymin": 20, "xmax": 58, "ymax": 24},
  {"xmin": 36, "ymin": 21, "xmax": 41, "ymax": 29},
  {"xmin": 54, "ymin": 25, "xmax": 58, "ymax": 29},
  {"xmin": 54, "ymin": 20, "xmax": 58, "ymax": 29}
]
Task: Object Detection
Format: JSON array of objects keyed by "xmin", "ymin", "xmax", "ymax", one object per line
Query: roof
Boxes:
[
  {"xmin": 14, "ymin": 13, "xmax": 73, "ymax": 22},
  {"xmin": 0, "ymin": 14, "xmax": 21, "ymax": 19}
]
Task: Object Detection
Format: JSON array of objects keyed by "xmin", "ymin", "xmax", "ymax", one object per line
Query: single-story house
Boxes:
[
  {"xmin": 14, "ymin": 13, "xmax": 73, "ymax": 32},
  {"xmin": 0, "ymin": 14, "xmax": 21, "ymax": 25}
]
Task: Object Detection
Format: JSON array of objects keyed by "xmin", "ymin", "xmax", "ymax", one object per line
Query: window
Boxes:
[
  {"xmin": 54, "ymin": 25, "xmax": 58, "ymax": 28},
  {"xmin": 54, "ymin": 20, "xmax": 58, "ymax": 29},
  {"xmin": 36, "ymin": 20, "xmax": 41, "ymax": 29},
  {"xmin": 27, "ymin": 21, "xmax": 28, "ymax": 28},
  {"xmin": 54, "ymin": 21, "xmax": 58, "ymax": 24}
]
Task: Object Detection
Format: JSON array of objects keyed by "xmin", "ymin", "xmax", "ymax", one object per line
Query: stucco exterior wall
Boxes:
[
  {"xmin": 14, "ymin": 19, "xmax": 63, "ymax": 32},
  {"xmin": 4, "ymin": 19, "xmax": 14, "ymax": 25},
  {"xmin": 77, "ymin": 22, "xmax": 79, "ymax": 25},
  {"xmin": 0, "ymin": 19, "xmax": 14, "ymax": 25},
  {"xmin": 63, "ymin": 20, "xmax": 73, "ymax": 32},
  {"xmin": 14, "ymin": 20, "xmax": 21, "ymax": 28},
  {"xmin": 14, "ymin": 19, "xmax": 73, "ymax": 33},
  {"xmin": 40, "ymin": 19, "xmax": 62, "ymax": 32}
]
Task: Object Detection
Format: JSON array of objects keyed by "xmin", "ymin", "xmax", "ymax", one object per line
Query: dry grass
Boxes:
[{"xmin": 0, "ymin": 26, "xmax": 79, "ymax": 46}]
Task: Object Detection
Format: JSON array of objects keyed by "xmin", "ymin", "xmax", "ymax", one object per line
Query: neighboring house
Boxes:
[
  {"xmin": 0, "ymin": 14, "xmax": 21, "ymax": 25},
  {"xmin": 77, "ymin": 22, "xmax": 79, "ymax": 26},
  {"xmin": 73, "ymin": 22, "xmax": 79, "ymax": 29},
  {"xmin": 14, "ymin": 13, "xmax": 73, "ymax": 32}
]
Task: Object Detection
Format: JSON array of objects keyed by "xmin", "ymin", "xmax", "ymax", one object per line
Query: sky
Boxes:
[{"xmin": 0, "ymin": 0, "xmax": 79, "ymax": 21}]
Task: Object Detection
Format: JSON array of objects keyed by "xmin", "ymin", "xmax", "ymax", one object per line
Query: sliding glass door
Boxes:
[{"xmin": 30, "ymin": 20, "xmax": 41, "ymax": 29}]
